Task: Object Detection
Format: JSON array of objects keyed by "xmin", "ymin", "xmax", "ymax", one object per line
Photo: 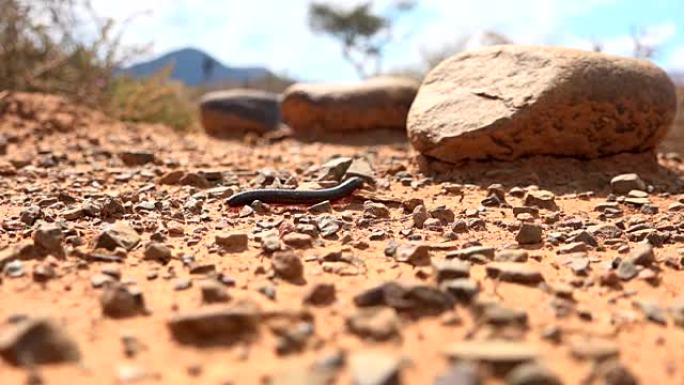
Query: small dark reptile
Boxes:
[{"xmin": 226, "ymin": 177, "xmax": 364, "ymax": 207}]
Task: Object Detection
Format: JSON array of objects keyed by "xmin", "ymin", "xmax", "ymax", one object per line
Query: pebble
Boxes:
[
  {"xmin": 347, "ymin": 307, "xmax": 400, "ymax": 341},
  {"xmin": 119, "ymin": 150, "xmax": 155, "ymax": 166},
  {"xmin": 444, "ymin": 340, "xmax": 538, "ymax": 374},
  {"xmin": 524, "ymin": 190, "xmax": 558, "ymax": 211},
  {"xmin": 495, "ymin": 249, "xmax": 529, "ymax": 262},
  {"xmin": 506, "ymin": 363, "xmax": 561, "ymax": 385},
  {"xmin": 363, "ymin": 201, "xmax": 390, "ymax": 218},
  {"xmin": 167, "ymin": 305, "xmax": 259, "ymax": 345},
  {"xmin": 272, "ymin": 251, "xmax": 304, "ymax": 282},
  {"xmin": 446, "ymin": 246, "xmax": 495, "ymax": 262},
  {"xmin": 440, "ymin": 279, "xmax": 479, "ymax": 303},
  {"xmin": 100, "ymin": 284, "xmax": 146, "ymax": 318},
  {"xmin": 432, "ymin": 259, "xmax": 471, "ymax": 282},
  {"xmin": 0, "ymin": 317, "xmax": 80, "ymax": 365},
  {"xmin": 173, "ymin": 278, "xmax": 192, "ymax": 291},
  {"xmin": 349, "ymin": 351, "xmax": 401, "ymax": 385},
  {"xmin": 282, "ymin": 232, "xmax": 313, "ymax": 249},
  {"xmin": 597, "ymin": 360, "xmax": 639, "ymax": 385},
  {"xmin": 96, "ymin": 221, "xmax": 141, "ymax": 251},
  {"xmin": 569, "ymin": 338, "xmax": 619, "ymax": 361},
  {"xmin": 32, "ymin": 222, "xmax": 65, "ymax": 258},
  {"xmin": 143, "ymin": 242, "xmax": 172, "ymax": 264},
  {"xmin": 303, "ymin": 283, "xmax": 336, "ymax": 306},
  {"xmin": 485, "ymin": 262, "xmax": 544, "ymax": 285},
  {"xmin": 516, "ymin": 223, "xmax": 543, "ymax": 245},
  {"xmin": 435, "ymin": 363, "xmax": 481, "ymax": 385},
  {"xmin": 610, "ymin": 173, "xmax": 646, "ymax": 195},
  {"xmin": 617, "ymin": 260, "xmax": 638, "ymax": 281},
  {"xmin": 394, "ymin": 244, "xmax": 430, "ymax": 266},
  {"xmin": 215, "ymin": 232, "xmax": 249, "ymax": 251},
  {"xmin": 200, "ymin": 280, "xmax": 230, "ymax": 303}
]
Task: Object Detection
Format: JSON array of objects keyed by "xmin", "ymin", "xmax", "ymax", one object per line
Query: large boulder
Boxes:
[
  {"xmin": 408, "ymin": 45, "xmax": 677, "ymax": 162},
  {"xmin": 282, "ymin": 77, "xmax": 419, "ymax": 133},
  {"xmin": 199, "ymin": 89, "xmax": 280, "ymax": 137}
]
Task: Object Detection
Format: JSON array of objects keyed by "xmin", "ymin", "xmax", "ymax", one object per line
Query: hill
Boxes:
[{"xmin": 121, "ymin": 47, "xmax": 272, "ymax": 86}]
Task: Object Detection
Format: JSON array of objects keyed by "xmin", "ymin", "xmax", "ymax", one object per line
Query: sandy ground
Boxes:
[{"xmin": 2, "ymin": 93, "xmax": 684, "ymax": 385}]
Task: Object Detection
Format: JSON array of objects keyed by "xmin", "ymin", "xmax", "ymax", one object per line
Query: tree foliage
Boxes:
[{"xmin": 308, "ymin": 1, "xmax": 414, "ymax": 78}]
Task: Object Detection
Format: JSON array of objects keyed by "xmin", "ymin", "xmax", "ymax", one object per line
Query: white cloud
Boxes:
[
  {"xmin": 665, "ymin": 44, "xmax": 684, "ymax": 73},
  {"xmin": 89, "ymin": 0, "xmax": 678, "ymax": 81}
]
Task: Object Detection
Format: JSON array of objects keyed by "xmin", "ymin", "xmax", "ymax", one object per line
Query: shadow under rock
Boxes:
[
  {"xmin": 291, "ymin": 128, "xmax": 409, "ymax": 147},
  {"xmin": 417, "ymin": 151, "xmax": 684, "ymax": 198}
]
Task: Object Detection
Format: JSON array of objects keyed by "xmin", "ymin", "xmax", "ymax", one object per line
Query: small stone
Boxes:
[
  {"xmin": 173, "ymin": 278, "xmax": 193, "ymax": 291},
  {"xmin": 179, "ymin": 172, "xmax": 211, "ymax": 189},
  {"xmin": 100, "ymin": 284, "xmax": 146, "ymax": 318},
  {"xmin": 444, "ymin": 340, "xmax": 538, "ymax": 374},
  {"xmin": 32, "ymin": 222, "xmax": 65, "ymax": 258},
  {"xmin": 495, "ymin": 249, "xmax": 528, "ymax": 262},
  {"xmin": 303, "ymin": 283, "xmax": 336, "ymax": 306},
  {"xmin": 432, "ymin": 259, "xmax": 470, "ymax": 282},
  {"xmin": 430, "ymin": 206, "xmax": 455, "ymax": 224},
  {"xmin": 567, "ymin": 230, "xmax": 598, "ymax": 247},
  {"xmin": 261, "ymin": 232, "xmax": 281, "ymax": 253},
  {"xmin": 440, "ymin": 279, "xmax": 479, "ymax": 303},
  {"xmin": 516, "ymin": 223, "xmax": 543, "ymax": 245},
  {"xmin": 96, "ymin": 221, "xmax": 141, "ymax": 251},
  {"xmin": 597, "ymin": 360, "xmax": 638, "ymax": 385},
  {"xmin": 611, "ymin": 173, "xmax": 646, "ymax": 195},
  {"xmin": 119, "ymin": 151, "xmax": 155, "ymax": 166},
  {"xmin": 349, "ymin": 351, "xmax": 401, "ymax": 385},
  {"xmin": 272, "ymin": 251, "xmax": 304, "ymax": 282},
  {"xmin": 354, "ymin": 282, "xmax": 455, "ymax": 317},
  {"xmin": 143, "ymin": 242, "xmax": 172, "ymax": 264},
  {"xmin": 524, "ymin": 190, "xmax": 558, "ymax": 211},
  {"xmin": 91, "ymin": 273, "xmax": 115, "ymax": 288},
  {"xmin": 0, "ymin": 317, "xmax": 80, "ymax": 366},
  {"xmin": 569, "ymin": 338, "xmax": 619, "ymax": 361},
  {"xmin": 633, "ymin": 300, "xmax": 667, "ymax": 325},
  {"xmin": 364, "ymin": 201, "xmax": 390, "ymax": 218},
  {"xmin": 167, "ymin": 305, "xmax": 259, "ymax": 345},
  {"xmin": 282, "ymin": 232, "xmax": 313, "ymax": 249},
  {"xmin": 345, "ymin": 157, "xmax": 375, "ymax": 182},
  {"xmin": 446, "ymin": 246, "xmax": 495, "ymax": 262},
  {"xmin": 394, "ymin": 244, "xmax": 430, "ymax": 266},
  {"xmin": 199, "ymin": 280, "xmax": 230, "ymax": 303},
  {"xmin": 617, "ymin": 260, "xmax": 638, "ymax": 281},
  {"xmin": 20, "ymin": 206, "xmax": 42, "ymax": 225},
  {"xmin": 308, "ymin": 200, "xmax": 332, "ymax": 214},
  {"xmin": 506, "ymin": 363, "xmax": 561, "ymax": 385},
  {"xmin": 435, "ymin": 363, "xmax": 481, "ymax": 385},
  {"xmin": 32, "ymin": 263, "xmax": 56, "ymax": 283},
  {"xmin": 628, "ymin": 244, "xmax": 654, "ymax": 266},
  {"xmin": 485, "ymin": 262, "xmax": 544, "ymax": 285},
  {"xmin": 158, "ymin": 170, "xmax": 185, "ymax": 185},
  {"xmin": 215, "ymin": 232, "xmax": 249, "ymax": 251},
  {"xmin": 558, "ymin": 242, "xmax": 588, "ymax": 254},
  {"xmin": 318, "ymin": 157, "xmax": 353, "ymax": 180},
  {"xmin": 347, "ymin": 307, "xmax": 400, "ymax": 341},
  {"xmin": 451, "ymin": 220, "xmax": 468, "ymax": 233}
]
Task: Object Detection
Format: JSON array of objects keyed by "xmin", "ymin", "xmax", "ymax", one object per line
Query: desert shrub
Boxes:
[
  {"xmin": 0, "ymin": 0, "xmax": 197, "ymax": 130},
  {"xmin": 104, "ymin": 67, "xmax": 198, "ymax": 131}
]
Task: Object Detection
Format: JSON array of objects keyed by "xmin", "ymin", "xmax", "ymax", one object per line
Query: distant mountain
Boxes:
[{"xmin": 121, "ymin": 47, "xmax": 272, "ymax": 86}]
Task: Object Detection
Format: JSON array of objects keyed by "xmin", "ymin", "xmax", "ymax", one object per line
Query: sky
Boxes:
[{"xmin": 89, "ymin": 0, "xmax": 684, "ymax": 81}]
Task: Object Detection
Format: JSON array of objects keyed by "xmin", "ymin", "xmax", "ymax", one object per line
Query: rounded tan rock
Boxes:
[
  {"xmin": 282, "ymin": 76, "xmax": 419, "ymax": 133},
  {"xmin": 199, "ymin": 89, "xmax": 280, "ymax": 137},
  {"xmin": 408, "ymin": 45, "xmax": 677, "ymax": 162}
]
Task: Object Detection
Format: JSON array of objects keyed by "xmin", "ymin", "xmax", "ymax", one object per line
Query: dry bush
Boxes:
[
  {"xmin": 0, "ymin": 0, "xmax": 198, "ymax": 130},
  {"xmin": 105, "ymin": 68, "xmax": 198, "ymax": 131}
]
